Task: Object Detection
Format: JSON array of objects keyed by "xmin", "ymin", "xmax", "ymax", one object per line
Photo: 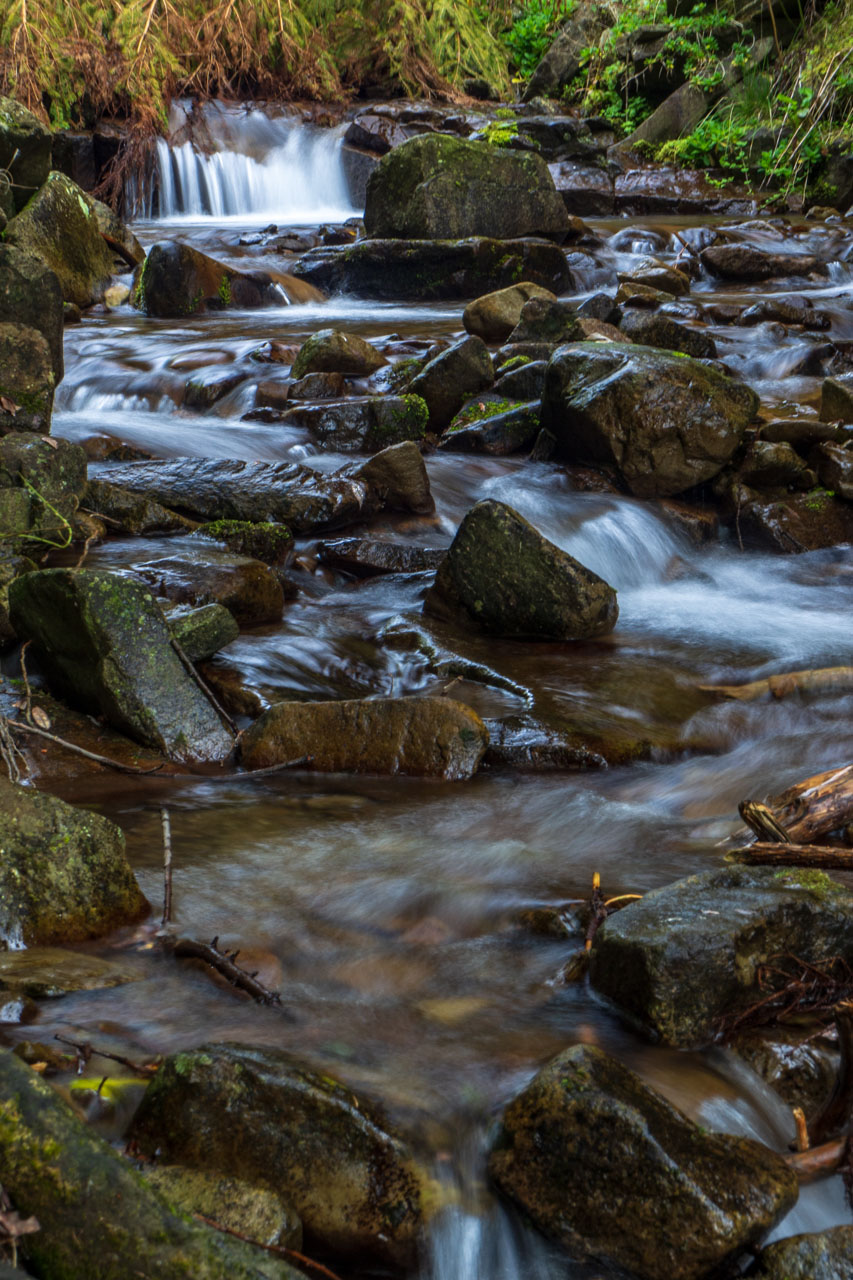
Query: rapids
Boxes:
[{"xmin": 13, "ymin": 104, "xmax": 853, "ymax": 1272}]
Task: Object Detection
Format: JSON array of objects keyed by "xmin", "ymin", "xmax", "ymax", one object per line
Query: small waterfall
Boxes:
[{"xmin": 136, "ymin": 100, "xmax": 356, "ymax": 223}]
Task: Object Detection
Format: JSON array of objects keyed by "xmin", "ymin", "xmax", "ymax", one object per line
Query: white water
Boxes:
[{"xmin": 135, "ymin": 100, "xmax": 356, "ymax": 223}]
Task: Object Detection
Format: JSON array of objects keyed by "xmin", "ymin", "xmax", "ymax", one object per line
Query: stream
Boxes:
[{"xmin": 16, "ymin": 102, "xmax": 853, "ymax": 1272}]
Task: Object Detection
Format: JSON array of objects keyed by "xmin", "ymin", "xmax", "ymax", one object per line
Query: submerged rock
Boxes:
[
  {"xmin": 0, "ymin": 947, "xmax": 139, "ymax": 999},
  {"xmin": 406, "ymin": 335, "xmax": 494, "ymax": 430},
  {"xmin": 0, "ymin": 1053, "xmax": 305, "ymax": 1280},
  {"xmin": 241, "ymin": 695, "xmax": 488, "ymax": 780},
  {"xmin": 424, "ymin": 499, "xmax": 617, "ymax": 640},
  {"xmin": 488, "ymin": 1043, "xmax": 797, "ymax": 1280},
  {"xmin": 5, "ymin": 172, "xmax": 115, "ymax": 307},
  {"xmin": 364, "ymin": 134, "xmax": 568, "ymax": 241},
  {"xmin": 292, "ymin": 237, "xmax": 572, "ymax": 301},
  {"xmin": 541, "ymin": 342, "xmax": 758, "ymax": 497},
  {"xmin": 134, "ymin": 240, "xmax": 279, "ymax": 318},
  {"xmin": 130, "ymin": 1043, "xmax": 430, "ymax": 1267},
  {"xmin": 0, "ymin": 777, "xmax": 148, "ymax": 947},
  {"xmin": 751, "ymin": 1226, "xmax": 853, "ymax": 1278},
  {"xmin": 463, "ymin": 283, "xmax": 558, "ymax": 342},
  {"xmin": 589, "ymin": 866, "xmax": 853, "ymax": 1046},
  {"xmin": 291, "ymin": 328, "xmax": 385, "ymax": 378},
  {"xmin": 8, "ymin": 568, "xmax": 234, "ymax": 764}
]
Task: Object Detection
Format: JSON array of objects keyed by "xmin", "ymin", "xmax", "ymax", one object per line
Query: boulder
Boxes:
[
  {"xmin": 241, "ymin": 695, "xmax": 488, "ymax": 780},
  {"xmin": 506, "ymin": 297, "xmax": 587, "ymax": 345},
  {"xmin": 618, "ymin": 310, "xmax": 717, "ymax": 359},
  {"xmin": 549, "ymin": 160, "xmax": 615, "ymax": 215},
  {"xmin": 317, "ymin": 538, "xmax": 445, "ymax": 577},
  {"xmin": 190, "ymin": 521, "xmax": 293, "ymax": 565},
  {"xmin": 0, "ymin": 245, "xmax": 64, "ymax": 380},
  {"xmin": 8, "ymin": 569, "xmax": 234, "ymax": 764},
  {"xmin": 129, "ymin": 1043, "xmax": 429, "ymax": 1266},
  {"xmin": 513, "ymin": 116, "xmax": 597, "ymax": 161},
  {"xmin": 820, "ymin": 375, "xmax": 853, "ymax": 423},
  {"xmin": 814, "ymin": 441, "xmax": 853, "ymax": 497},
  {"xmin": 406, "ymin": 335, "xmax": 494, "ymax": 430},
  {"xmin": 618, "ymin": 256, "xmax": 691, "ymax": 296},
  {"xmin": 292, "ymin": 237, "xmax": 572, "ymax": 301},
  {"xmin": 701, "ymin": 244, "xmax": 829, "ymax": 281},
  {"xmin": 286, "ymin": 371, "xmax": 346, "ymax": 401},
  {"xmin": 166, "ymin": 602, "xmax": 240, "ymax": 663},
  {"xmin": 0, "ymin": 550, "xmax": 35, "ymax": 645},
  {"xmin": 134, "ymin": 547, "xmax": 285, "ymax": 626},
  {"xmin": 0, "ymin": 1053, "xmax": 306, "ymax": 1280},
  {"xmin": 0, "ymin": 432, "xmax": 86, "ymax": 542},
  {"xmin": 523, "ymin": 1, "xmax": 614, "ymax": 101},
  {"xmin": 732, "ymin": 440, "xmax": 815, "ymax": 492},
  {"xmin": 184, "ymin": 369, "xmax": 244, "ymax": 410},
  {"xmin": 0, "ymin": 324, "xmax": 55, "ymax": 435},
  {"xmin": 463, "ymin": 283, "xmax": 557, "ymax": 342},
  {"xmin": 488, "ymin": 1044, "xmax": 797, "ymax": 1280},
  {"xmin": 364, "ymin": 134, "xmax": 568, "ymax": 241},
  {"xmin": 0, "ymin": 97, "xmax": 53, "ymax": 210},
  {"xmin": 0, "ymin": 776, "xmax": 148, "ymax": 947},
  {"xmin": 615, "ymin": 167, "xmax": 758, "ymax": 216},
  {"xmin": 284, "ymin": 394, "xmax": 428, "ymax": 452},
  {"xmin": 739, "ymin": 490, "xmax": 853, "ymax": 552},
  {"xmin": 347, "ymin": 441, "xmax": 434, "ymax": 513},
  {"xmin": 4, "ymin": 172, "xmax": 115, "ymax": 307},
  {"xmin": 541, "ymin": 342, "xmax": 759, "ymax": 497},
  {"xmin": 494, "ymin": 359, "xmax": 548, "ymax": 401},
  {"xmin": 291, "ymin": 329, "xmax": 385, "ymax": 378},
  {"xmin": 751, "ymin": 1226, "xmax": 853, "ymax": 1279},
  {"xmin": 439, "ymin": 402, "xmax": 541, "ymax": 455},
  {"xmin": 134, "ymin": 241, "xmax": 279, "ymax": 318},
  {"xmin": 589, "ymin": 866, "xmax": 853, "ymax": 1046},
  {"xmin": 423, "ymin": 499, "xmax": 617, "ymax": 640}
]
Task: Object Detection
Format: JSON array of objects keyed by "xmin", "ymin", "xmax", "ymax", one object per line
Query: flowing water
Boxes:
[{"xmin": 12, "ymin": 104, "xmax": 853, "ymax": 1272}]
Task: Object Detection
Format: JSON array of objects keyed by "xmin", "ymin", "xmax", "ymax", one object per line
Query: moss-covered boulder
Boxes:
[
  {"xmin": 141, "ymin": 1165, "xmax": 302, "ymax": 1251},
  {"xmin": 0, "ymin": 777, "xmax": 148, "ymax": 947},
  {"xmin": 488, "ymin": 1044, "xmax": 797, "ymax": 1280},
  {"xmin": 0, "ymin": 1052, "xmax": 307, "ymax": 1280},
  {"xmin": 619, "ymin": 309, "xmax": 717, "ymax": 359},
  {"xmin": 406, "ymin": 336, "xmax": 494, "ymax": 431},
  {"xmin": 190, "ymin": 520, "xmax": 293, "ymax": 565},
  {"xmin": 424, "ymin": 499, "xmax": 618, "ymax": 640},
  {"xmin": 438, "ymin": 402, "xmax": 541, "ymax": 455},
  {"xmin": 166, "ymin": 602, "xmax": 240, "ymax": 663},
  {"xmin": 751, "ymin": 1226, "xmax": 853, "ymax": 1278},
  {"xmin": 4, "ymin": 172, "xmax": 115, "ymax": 307},
  {"xmin": 0, "ymin": 432, "xmax": 87, "ymax": 543},
  {"xmin": 134, "ymin": 240, "xmax": 279, "ymax": 318},
  {"xmin": 541, "ymin": 342, "xmax": 759, "ymax": 497},
  {"xmin": 463, "ymin": 283, "xmax": 558, "ymax": 342},
  {"xmin": 286, "ymin": 394, "xmax": 428, "ymax": 452},
  {"xmin": 364, "ymin": 134, "xmax": 568, "ymax": 241},
  {"xmin": 134, "ymin": 547, "xmax": 284, "ymax": 626},
  {"xmin": 129, "ymin": 1043, "xmax": 430, "ymax": 1267},
  {"xmin": 0, "ymin": 97, "xmax": 53, "ymax": 211},
  {"xmin": 0, "ymin": 549, "xmax": 36, "ymax": 645},
  {"xmin": 292, "ymin": 237, "xmax": 573, "ymax": 301},
  {"xmin": 589, "ymin": 866, "xmax": 853, "ymax": 1046},
  {"xmin": 241, "ymin": 695, "xmax": 488, "ymax": 780},
  {"xmin": 8, "ymin": 568, "xmax": 234, "ymax": 764},
  {"xmin": 0, "ymin": 323, "xmax": 55, "ymax": 435},
  {"xmin": 291, "ymin": 329, "xmax": 385, "ymax": 378},
  {"xmin": 0, "ymin": 244, "xmax": 64, "ymax": 380}
]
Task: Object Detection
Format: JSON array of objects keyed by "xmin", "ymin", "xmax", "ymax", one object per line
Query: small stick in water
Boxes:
[{"xmin": 161, "ymin": 807, "xmax": 173, "ymax": 929}]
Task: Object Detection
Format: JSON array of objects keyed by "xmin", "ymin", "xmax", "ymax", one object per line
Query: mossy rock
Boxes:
[
  {"xmin": 589, "ymin": 865, "xmax": 853, "ymax": 1046},
  {"xmin": 0, "ymin": 548, "xmax": 35, "ymax": 645},
  {"xmin": 134, "ymin": 241, "xmax": 278, "ymax": 318},
  {"xmin": 0, "ymin": 1052, "xmax": 307, "ymax": 1280},
  {"xmin": 291, "ymin": 329, "xmax": 385, "ymax": 379},
  {"xmin": 0, "ymin": 432, "xmax": 86, "ymax": 544},
  {"xmin": 0, "ymin": 323, "xmax": 55, "ymax": 435},
  {"xmin": 407, "ymin": 335, "xmax": 494, "ymax": 431},
  {"xmin": 364, "ymin": 134, "xmax": 568, "ymax": 241},
  {"xmin": 141, "ymin": 1165, "xmax": 302, "ymax": 1251},
  {"xmin": 0, "ymin": 97, "xmax": 52, "ymax": 211},
  {"xmin": 439, "ymin": 401, "xmax": 541, "ymax": 456},
  {"xmin": 489, "ymin": 1043, "xmax": 797, "ymax": 1280},
  {"xmin": 191, "ymin": 520, "xmax": 293, "ymax": 565},
  {"xmin": 165, "ymin": 602, "xmax": 240, "ymax": 663},
  {"xmin": 288, "ymin": 395, "xmax": 428, "ymax": 453},
  {"xmin": 0, "ymin": 777, "xmax": 148, "ymax": 947},
  {"xmin": 0, "ymin": 244, "xmax": 64, "ymax": 379},
  {"xmin": 130, "ymin": 1043, "xmax": 431, "ymax": 1267},
  {"xmin": 4, "ymin": 172, "xmax": 115, "ymax": 307}
]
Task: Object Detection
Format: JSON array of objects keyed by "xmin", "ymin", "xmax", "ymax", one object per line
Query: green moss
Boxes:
[
  {"xmin": 217, "ymin": 276, "xmax": 232, "ymax": 307},
  {"xmin": 773, "ymin": 868, "xmax": 842, "ymax": 897},
  {"xmin": 448, "ymin": 397, "xmax": 527, "ymax": 432},
  {"xmin": 803, "ymin": 486, "xmax": 836, "ymax": 512}
]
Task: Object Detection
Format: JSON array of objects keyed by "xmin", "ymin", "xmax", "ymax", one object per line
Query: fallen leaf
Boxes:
[
  {"xmin": 0, "ymin": 1209, "xmax": 40, "ymax": 1237},
  {"xmin": 31, "ymin": 706, "xmax": 51, "ymax": 730},
  {"xmin": 0, "ymin": 395, "xmax": 20, "ymax": 415}
]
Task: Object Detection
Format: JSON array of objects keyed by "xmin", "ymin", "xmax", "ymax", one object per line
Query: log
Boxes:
[
  {"xmin": 701, "ymin": 665, "xmax": 853, "ymax": 703},
  {"xmin": 730, "ymin": 843, "xmax": 853, "ymax": 869},
  {"xmin": 737, "ymin": 762, "xmax": 853, "ymax": 846},
  {"xmin": 784, "ymin": 1135, "xmax": 846, "ymax": 1181}
]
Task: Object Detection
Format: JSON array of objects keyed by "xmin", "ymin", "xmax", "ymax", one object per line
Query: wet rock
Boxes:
[
  {"xmin": 656, "ymin": 497, "xmax": 719, "ymax": 545},
  {"xmin": 286, "ymin": 394, "xmax": 428, "ymax": 452},
  {"xmin": 820, "ymin": 376, "xmax": 853, "ymax": 423},
  {"xmin": 814, "ymin": 441, "xmax": 853, "ymax": 497},
  {"xmin": 483, "ymin": 715, "xmax": 607, "ymax": 770},
  {"xmin": 463, "ymin": 283, "xmax": 557, "ymax": 342},
  {"xmin": 524, "ymin": 2, "xmax": 614, "ymax": 100},
  {"xmin": 542, "ymin": 342, "xmax": 759, "ymax": 497},
  {"xmin": 614, "ymin": 167, "xmax": 758, "ymax": 215},
  {"xmin": 0, "ymin": 776, "xmax": 148, "ymax": 947},
  {"xmin": 576, "ymin": 291, "xmax": 621, "ymax": 324},
  {"xmin": 190, "ymin": 520, "xmax": 293, "ymax": 565},
  {"xmin": 0, "ymin": 550, "xmax": 35, "ymax": 646},
  {"xmin": 8, "ymin": 568, "xmax": 234, "ymax": 763},
  {"xmin": 618, "ymin": 310, "xmax": 717, "ymax": 358},
  {"xmin": 0, "ymin": 432, "xmax": 86, "ymax": 543},
  {"xmin": 134, "ymin": 240, "xmax": 279, "ymax": 318},
  {"xmin": 364, "ymin": 134, "xmax": 568, "ymax": 241},
  {"xmin": 549, "ymin": 160, "xmax": 615, "ymax": 215},
  {"xmin": 407, "ymin": 335, "xmax": 494, "ymax": 430},
  {"xmin": 143, "ymin": 1165, "xmax": 302, "ymax": 1251},
  {"xmin": 292, "ymin": 237, "xmax": 572, "ymax": 300},
  {"xmin": 130, "ymin": 1044, "xmax": 429, "ymax": 1266},
  {"xmin": 0, "ymin": 323, "xmax": 55, "ymax": 435},
  {"xmin": 355, "ymin": 433, "xmax": 435, "ymax": 512},
  {"xmin": 291, "ymin": 328, "xmax": 385, "ymax": 378},
  {"xmin": 4, "ymin": 172, "xmax": 115, "ymax": 307},
  {"xmin": 488, "ymin": 1043, "xmax": 797, "ymax": 1280},
  {"xmin": 0, "ymin": 97, "xmax": 53, "ymax": 210},
  {"xmin": 514, "ymin": 116, "xmax": 597, "ymax": 161},
  {"xmin": 135, "ymin": 548, "xmax": 285, "ymax": 626},
  {"xmin": 343, "ymin": 111, "xmax": 411, "ymax": 155},
  {"xmin": 493, "ymin": 359, "xmax": 548, "ymax": 401},
  {"xmin": 701, "ymin": 243, "xmax": 829, "ymax": 280},
  {"xmin": 439, "ymin": 402, "xmax": 541, "ymax": 455},
  {"xmin": 0, "ymin": 244, "xmax": 64, "ymax": 381},
  {"xmin": 759, "ymin": 418, "xmax": 853, "ymax": 452},
  {"xmin": 83, "ymin": 477, "xmax": 191, "ymax": 535},
  {"xmin": 738, "ymin": 297, "xmax": 830, "ymax": 329},
  {"xmin": 618, "ymin": 256, "xmax": 690, "ymax": 297},
  {"xmin": 287, "ymin": 371, "xmax": 345, "ymax": 400},
  {"xmin": 507, "ymin": 297, "xmax": 582, "ymax": 345},
  {"xmin": 0, "ymin": 947, "xmax": 139, "ymax": 999},
  {"xmin": 739, "ymin": 490, "xmax": 853, "ymax": 552},
  {"xmin": 731, "ymin": 1026, "xmax": 837, "ymax": 1117},
  {"xmin": 184, "ymin": 369, "xmax": 244, "ymax": 410},
  {"xmin": 730, "ymin": 440, "xmax": 816, "ymax": 491},
  {"xmin": 751, "ymin": 1226, "xmax": 853, "ymax": 1278},
  {"xmin": 0, "ymin": 1052, "xmax": 305, "ymax": 1280},
  {"xmin": 615, "ymin": 280, "xmax": 674, "ymax": 307},
  {"xmin": 242, "ymin": 695, "xmax": 487, "ymax": 779},
  {"xmin": 590, "ymin": 866, "xmax": 853, "ymax": 1046},
  {"xmin": 166, "ymin": 602, "xmax": 240, "ymax": 663},
  {"xmin": 317, "ymin": 538, "xmax": 445, "ymax": 577},
  {"xmin": 91, "ymin": 197, "xmax": 145, "ymax": 268},
  {"xmin": 424, "ymin": 498, "xmax": 618, "ymax": 640}
]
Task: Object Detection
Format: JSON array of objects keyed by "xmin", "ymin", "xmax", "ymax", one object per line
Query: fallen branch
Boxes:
[
  {"xmin": 100, "ymin": 232, "xmax": 140, "ymax": 270},
  {"xmin": 737, "ymin": 762, "xmax": 853, "ymax": 846},
  {"xmin": 165, "ymin": 936, "xmax": 289, "ymax": 1011},
  {"xmin": 193, "ymin": 1213, "xmax": 343, "ymax": 1280},
  {"xmin": 718, "ymin": 955, "xmax": 853, "ymax": 1038},
  {"xmin": 701, "ymin": 666, "xmax": 853, "ymax": 703},
  {"xmin": 738, "ymin": 800, "xmax": 792, "ymax": 843},
  {"xmin": 161, "ymin": 807, "xmax": 173, "ymax": 929},
  {"xmin": 6, "ymin": 718, "xmax": 164, "ymax": 775},
  {"xmin": 784, "ymin": 1134, "xmax": 846, "ymax": 1180},
  {"xmin": 730, "ymin": 843, "xmax": 853, "ymax": 869},
  {"xmin": 53, "ymin": 1035, "xmax": 159, "ymax": 1077}
]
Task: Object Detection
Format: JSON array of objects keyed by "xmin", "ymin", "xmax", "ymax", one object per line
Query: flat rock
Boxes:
[
  {"xmin": 701, "ymin": 243, "xmax": 829, "ymax": 280},
  {"xmin": 317, "ymin": 539, "xmax": 445, "ymax": 577},
  {"xmin": 0, "ymin": 947, "xmax": 140, "ymax": 999}
]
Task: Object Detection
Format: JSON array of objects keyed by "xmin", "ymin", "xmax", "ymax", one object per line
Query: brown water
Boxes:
[{"xmin": 8, "ymin": 114, "xmax": 853, "ymax": 1271}]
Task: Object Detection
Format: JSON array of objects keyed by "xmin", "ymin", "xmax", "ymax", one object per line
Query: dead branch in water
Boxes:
[
  {"xmin": 53, "ymin": 1034, "xmax": 159, "ymax": 1077},
  {"xmin": 165, "ymin": 936, "xmax": 289, "ymax": 1012},
  {"xmin": 5, "ymin": 717, "xmax": 164, "ymax": 775},
  {"xmin": 161, "ymin": 808, "xmax": 173, "ymax": 929},
  {"xmin": 738, "ymin": 800, "xmax": 793, "ymax": 843},
  {"xmin": 700, "ymin": 665, "xmax": 853, "ymax": 703},
  {"xmin": 730, "ymin": 843, "xmax": 853, "ymax": 870},
  {"xmin": 735, "ymin": 762, "xmax": 853, "ymax": 846},
  {"xmin": 785, "ymin": 1134, "xmax": 846, "ymax": 1180},
  {"xmin": 717, "ymin": 955, "xmax": 853, "ymax": 1039},
  {"xmin": 193, "ymin": 1213, "xmax": 343, "ymax": 1280}
]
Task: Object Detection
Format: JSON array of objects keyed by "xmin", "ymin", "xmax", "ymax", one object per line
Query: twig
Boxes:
[
  {"xmin": 0, "ymin": 706, "xmax": 27, "ymax": 783},
  {"xmin": 18, "ymin": 639, "xmax": 33, "ymax": 724},
  {"xmin": 239, "ymin": 754, "xmax": 309, "ymax": 779},
  {"xmin": 161, "ymin": 808, "xmax": 173, "ymax": 928},
  {"xmin": 53, "ymin": 1034, "xmax": 158, "ymax": 1076},
  {"xmin": 793, "ymin": 1107, "xmax": 810, "ymax": 1152},
  {"xmin": 6, "ymin": 718, "xmax": 164, "ymax": 775},
  {"xmin": 165, "ymin": 936, "xmax": 290, "ymax": 1011},
  {"xmin": 192, "ymin": 1213, "xmax": 343, "ymax": 1280},
  {"xmin": 169, "ymin": 636, "xmax": 239, "ymax": 737}
]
